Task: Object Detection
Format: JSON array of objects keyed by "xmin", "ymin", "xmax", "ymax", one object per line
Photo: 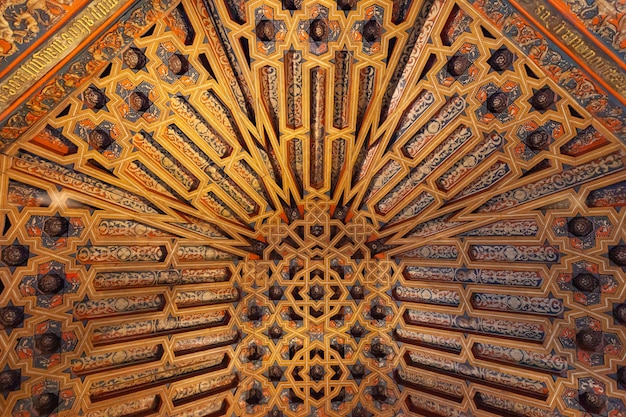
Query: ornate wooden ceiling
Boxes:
[{"xmin": 0, "ymin": 0, "xmax": 625, "ymax": 416}]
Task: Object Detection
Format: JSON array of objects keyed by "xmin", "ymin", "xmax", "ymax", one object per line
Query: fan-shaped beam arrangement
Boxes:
[{"xmin": 0, "ymin": 0, "xmax": 625, "ymax": 416}]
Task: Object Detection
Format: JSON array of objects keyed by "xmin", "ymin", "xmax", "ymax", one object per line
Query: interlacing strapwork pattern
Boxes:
[{"xmin": 0, "ymin": 0, "xmax": 625, "ymax": 415}]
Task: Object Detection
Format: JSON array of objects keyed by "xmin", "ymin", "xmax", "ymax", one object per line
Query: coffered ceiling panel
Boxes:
[{"xmin": 0, "ymin": 0, "xmax": 625, "ymax": 416}]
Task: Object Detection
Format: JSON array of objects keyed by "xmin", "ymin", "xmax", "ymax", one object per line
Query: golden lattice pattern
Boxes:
[{"xmin": 0, "ymin": 0, "xmax": 625, "ymax": 416}]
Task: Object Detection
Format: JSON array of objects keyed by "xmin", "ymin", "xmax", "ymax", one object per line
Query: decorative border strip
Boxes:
[
  {"xmin": 0, "ymin": 0, "xmax": 129, "ymax": 109},
  {"xmin": 468, "ymin": 0, "xmax": 626, "ymax": 142},
  {"xmin": 0, "ymin": 0, "xmax": 178, "ymax": 152}
]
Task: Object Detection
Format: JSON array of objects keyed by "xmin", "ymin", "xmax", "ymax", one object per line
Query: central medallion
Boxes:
[{"xmin": 232, "ymin": 202, "xmax": 399, "ymax": 415}]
